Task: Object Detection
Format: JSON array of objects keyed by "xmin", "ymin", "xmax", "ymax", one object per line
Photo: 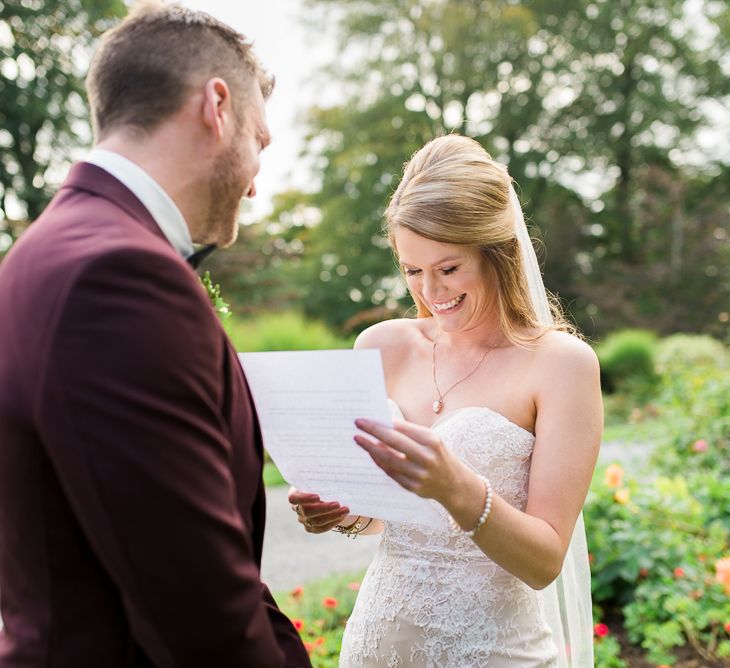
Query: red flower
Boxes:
[
  {"xmin": 323, "ymin": 596, "xmax": 338, "ymax": 608},
  {"xmin": 724, "ymin": 621, "xmax": 730, "ymax": 634},
  {"xmin": 315, "ymin": 637, "xmax": 325, "ymax": 646},
  {"xmin": 674, "ymin": 567, "xmax": 685, "ymax": 578},
  {"xmin": 639, "ymin": 567, "xmax": 649, "ymax": 577},
  {"xmin": 291, "ymin": 586, "xmax": 304, "ymax": 598},
  {"xmin": 593, "ymin": 623, "xmax": 609, "ymax": 638},
  {"xmin": 292, "ymin": 619, "xmax": 304, "ymax": 632}
]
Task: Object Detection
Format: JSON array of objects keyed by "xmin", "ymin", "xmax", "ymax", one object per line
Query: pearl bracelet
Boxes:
[{"xmin": 451, "ymin": 475, "xmax": 493, "ymax": 538}]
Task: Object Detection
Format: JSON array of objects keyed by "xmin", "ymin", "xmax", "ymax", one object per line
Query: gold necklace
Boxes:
[{"xmin": 431, "ymin": 332, "xmax": 497, "ymax": 414}]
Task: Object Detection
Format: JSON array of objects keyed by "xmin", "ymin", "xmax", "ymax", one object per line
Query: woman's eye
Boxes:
[
  {"xmin": 441, "ymin": 266, "xmax": 458, "ymax": 275},
  {"xmin": 404, "ymin": 268, "xmax": 421, "ymax": 277}
]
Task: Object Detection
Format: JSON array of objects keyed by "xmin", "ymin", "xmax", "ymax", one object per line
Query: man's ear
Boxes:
[{"xmin": 201, "ymin": 77, "xmax": 232, "ymax": 141}]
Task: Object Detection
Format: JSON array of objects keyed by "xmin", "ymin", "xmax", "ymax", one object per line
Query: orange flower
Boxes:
[
  {"xmin": 716, "ymin": 557, "xmax": 730, "ymax": 594},
  {"xmin": 291, "ymin": 586, "xmax": 304, "ymax": 598},
  {"xmin": 593, "ymin": 623, "xmax": 609, "ymax": 637},
  {"xmin": 323, "ymin": 596, "xmax": 338, "ymax": 608},
  {"xmin": 674, "ymin": 567, "xmax": 685, "ymax": 578},
  {"xmin": 604, "ymin": 464, "xmax": 624, "ymax": 489},
  {"xmin": 315, "ymin": 637, "xmax": 325, "ymax": 646},
  {"xmin": 614, "ymin": 488, "xmax": 630, "ymax": 504},
  {"xmin": 292, "ymin": 619, "xmax": 304, "ymax": 632}
]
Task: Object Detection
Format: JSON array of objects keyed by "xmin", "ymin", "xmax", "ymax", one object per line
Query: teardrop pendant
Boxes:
[{"xmin": 432, "ymin": 399, "xmax": 443, "ymax": 414}]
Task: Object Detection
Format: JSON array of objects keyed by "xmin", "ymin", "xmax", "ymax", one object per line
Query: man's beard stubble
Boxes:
[{"xmin": 204, "ymin": 141, "xmax": 246, "ymax": 249}]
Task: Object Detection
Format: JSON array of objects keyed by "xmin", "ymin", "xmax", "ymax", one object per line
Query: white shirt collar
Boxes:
[{"xmin": 85, "ymin": 148, "xmax": 194, "ymax": 259}]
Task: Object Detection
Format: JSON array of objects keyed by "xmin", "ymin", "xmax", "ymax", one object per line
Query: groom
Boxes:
[{"xmin": 0, "ymin": 3, "xmax": 310, "ymax": 667}]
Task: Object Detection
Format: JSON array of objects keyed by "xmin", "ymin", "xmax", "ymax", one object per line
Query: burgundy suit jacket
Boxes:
[{"xmin": 0, "ymin": 163, "xmax": 311, "ymax": 668}]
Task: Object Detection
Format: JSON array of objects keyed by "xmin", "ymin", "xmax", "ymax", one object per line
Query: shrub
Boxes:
[
  {"xmin": 228, "ymin": 312, "xmax": 354, "ymax": 352},
  {"xmin": 654, "ymin": 334, "xmax": 729, "ymax": 379},
  {"xmin": 275, "ymin": 573, "xmax": 364, "ymax": 667},
  {"xmin": 596, "ymin": 329, "xmax": 658, "ymax": 394}
]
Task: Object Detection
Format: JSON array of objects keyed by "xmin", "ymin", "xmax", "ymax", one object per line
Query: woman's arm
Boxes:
[{"xmin": 355, "ymin": 334, "xmax": 602, "ymax": 589}]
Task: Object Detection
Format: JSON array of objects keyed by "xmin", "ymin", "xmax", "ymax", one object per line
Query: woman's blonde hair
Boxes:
[{"xmin": 384, "ymin": 135, "xmax": 574, "ymax": 345}]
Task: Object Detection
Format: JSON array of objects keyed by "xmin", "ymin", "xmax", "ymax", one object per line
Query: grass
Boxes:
[
  {"xmin": 602, "ymin": 416, "xmax": 666, "ymax": 444},
  {"xmin": 263, "ymin": 460, "xmax": 287, "ymax": 487}
]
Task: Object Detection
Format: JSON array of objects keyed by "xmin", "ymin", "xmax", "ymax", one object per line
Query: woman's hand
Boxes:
[
  {"xmin": 353, "ymin": 418, "xmax": 473, "ymax": 509},
  {"xmin": 288, "ymin": 487, "xmax": 350, "ymax": 534}
]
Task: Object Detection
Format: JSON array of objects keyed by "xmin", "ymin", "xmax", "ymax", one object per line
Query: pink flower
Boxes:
[
  {"xmin": 674, "ymin": 567, "xmax": 685, "ymax": 578},
  {"xmin": 593, "ymin": 623, "xmax": 609, "ymax": 638},
  {"xmin": 692, "ymin": 439, "xmax": 708, "ymax": 453},
  {"xmin": 348, "ymin": 581, "xmax": 361, "ymax": 591}
]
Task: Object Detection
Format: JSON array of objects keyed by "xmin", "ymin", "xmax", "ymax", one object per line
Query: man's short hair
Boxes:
[{"xmin": 86, "ymin": 1, "xmax": 273, "ymax": 139}]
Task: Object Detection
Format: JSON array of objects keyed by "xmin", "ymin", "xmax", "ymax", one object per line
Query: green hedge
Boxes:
[{"xmin": 228, "ymin": 312, "xmax": 354, "ymax": 352}]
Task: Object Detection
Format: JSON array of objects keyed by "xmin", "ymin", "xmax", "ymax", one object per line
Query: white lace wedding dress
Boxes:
[{"xmin": 339, "ymin": 401, "xmax": 559, "ymax": 667}]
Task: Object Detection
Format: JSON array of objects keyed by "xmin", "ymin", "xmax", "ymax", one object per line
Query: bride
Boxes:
[{"xmin": 289, "ymin": 135, "xmax": 602, "ymax": 667}]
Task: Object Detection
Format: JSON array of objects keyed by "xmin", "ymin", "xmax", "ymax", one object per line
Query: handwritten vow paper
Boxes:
[{"xmin": 238, "ymin": 349, "xmax": 443, "ymax": 528}]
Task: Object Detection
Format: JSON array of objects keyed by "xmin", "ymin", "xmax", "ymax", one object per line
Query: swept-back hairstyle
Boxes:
[
  {"xmin": 86, "ymin": 1, "xmax": 273, "ymax": 140},
  {"xmin": 385, "ymin": 135, "xmax": 574, "ymax": 345}
]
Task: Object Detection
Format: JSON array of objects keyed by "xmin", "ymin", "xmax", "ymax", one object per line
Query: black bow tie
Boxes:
[{"xmin": 186, "ymin": 244, "xmax": 217, "ymax": 269}]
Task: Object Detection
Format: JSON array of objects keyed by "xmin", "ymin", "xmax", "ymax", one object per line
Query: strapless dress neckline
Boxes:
[{"xmin": 387, "ymin": 398, "xmax": 535, "ymax": 439}]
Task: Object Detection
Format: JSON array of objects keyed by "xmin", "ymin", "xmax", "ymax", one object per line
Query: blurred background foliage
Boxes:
[
  {"xmin": 1, "ymin": 0, "xmax": 729, "ymax": 342},
  {"xmin": 172, "ymin": 0, "xmax": 730, "ymax": 340},
  {"xmin": 0, "ymin": 0, "xmax": 126, "ymax": 243}
]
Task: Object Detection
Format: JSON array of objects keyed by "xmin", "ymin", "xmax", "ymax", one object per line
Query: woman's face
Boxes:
[{"xmin": 394, "ymin": 226, "xmax": 497, "ymax": 333}]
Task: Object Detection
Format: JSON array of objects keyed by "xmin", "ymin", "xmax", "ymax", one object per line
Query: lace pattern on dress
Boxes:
[{"xmin": 340, "ymin": 406, "xmax": 559, "ymax": 668}]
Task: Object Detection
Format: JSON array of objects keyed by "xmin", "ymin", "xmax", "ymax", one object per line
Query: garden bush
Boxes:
[
  {"xmin": 654, "ymin": 334, "xmax": 729, "ymax": 379},
  {"xmin": 589, "ymin": 335, "xmax": 730, "ymax": 666},
  {"xmin": 596, "ymin": 329, "xmax": 659, "ymax": 394},
  {"xmin": 228, "ymin": 312, "xmax": 354, "ymax": 352}
]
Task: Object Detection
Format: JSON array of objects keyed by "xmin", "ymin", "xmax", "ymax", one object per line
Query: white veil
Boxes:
[{"xmin": 509, "ymin": 184, "xmax": 594, "ymax": 667}]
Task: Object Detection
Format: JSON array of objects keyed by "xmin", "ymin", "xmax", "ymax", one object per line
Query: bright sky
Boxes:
[{"xmin": 182, "ymin": 0, "xmax": 332, "ymax": 221}]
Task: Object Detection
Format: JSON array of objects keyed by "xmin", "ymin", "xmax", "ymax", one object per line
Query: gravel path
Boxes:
[
  {"xmin": 260, "ymin": 485, "xmax": 379, "ymax": 593},
  {"xmin": 260, "ymin": 439, "xmax": 656, "ymax": 592}
]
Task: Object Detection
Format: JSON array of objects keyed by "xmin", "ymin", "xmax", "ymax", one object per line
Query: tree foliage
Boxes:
[
  {"xmin": 0, "ymin": 0, "xmax": 125, "ymax": 248},
  {"xmin": 270, "ymin": 0, "xmax": 729, "ymax": 338}
]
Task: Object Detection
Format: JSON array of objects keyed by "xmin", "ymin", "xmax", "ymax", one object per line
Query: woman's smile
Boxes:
[{"xmin": 431, "ymin": 293, "xmax": 466, "ymax": 313}]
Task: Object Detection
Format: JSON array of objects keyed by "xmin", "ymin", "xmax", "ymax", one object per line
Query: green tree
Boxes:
[
  {"xmin": 0, "ymin": 0, "xmax": 125, "ymax": 248},
  {"xmin": 275, "ymin": 0, "xmax": 729, "ymax": 336}
]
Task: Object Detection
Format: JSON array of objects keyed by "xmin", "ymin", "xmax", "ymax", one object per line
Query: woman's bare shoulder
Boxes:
[
  {"xmin": 354, "ymin": 317, "xmax": 431, "ymax": 353},
  {"xmin": 531, "ymin": 330, "xmax": 599, "ymax": 378}
]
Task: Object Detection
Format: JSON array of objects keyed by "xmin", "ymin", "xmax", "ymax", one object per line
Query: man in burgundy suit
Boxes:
[{"xmin": 0, "ymin": 3, "xmax": 311, "ymax": 667}]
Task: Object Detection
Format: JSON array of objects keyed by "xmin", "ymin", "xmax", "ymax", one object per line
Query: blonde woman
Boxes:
[{"xmin": 290, "ymin": 135, "xmax": 602, "ymax": 667}]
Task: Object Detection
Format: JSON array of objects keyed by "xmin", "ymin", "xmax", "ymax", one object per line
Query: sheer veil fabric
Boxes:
[{"xmin": 509, "ymin": 184, "xmax": 594, "ymax": 667}]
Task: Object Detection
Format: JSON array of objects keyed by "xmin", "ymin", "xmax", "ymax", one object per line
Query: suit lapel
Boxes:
[{"xmin": 60, "ymin": 162, "xmax": 169, "ymax": 246}]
